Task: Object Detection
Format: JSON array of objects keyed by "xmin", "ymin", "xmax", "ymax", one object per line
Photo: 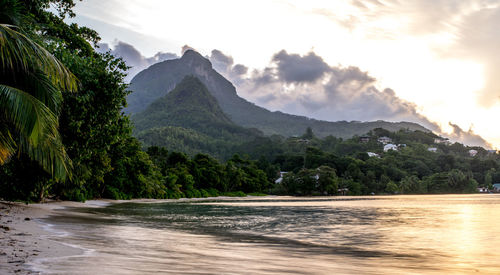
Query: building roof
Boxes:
[{"xmin": 384, "ymin": 144, "xmax": 398, "ymax": 151}]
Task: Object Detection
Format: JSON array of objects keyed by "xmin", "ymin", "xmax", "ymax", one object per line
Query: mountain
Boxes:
[
  {"xmin": 132, "ymin": 76, "xmax": 262, "ymax": 158},
  {"xmin": 127, "ymin": 50, "xmax": 429, "ymax": 138}
]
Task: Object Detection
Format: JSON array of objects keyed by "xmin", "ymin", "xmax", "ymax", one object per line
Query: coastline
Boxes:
[
  {"xmin": 0, "ymin": 196, "xmax": 274, "ymax": 274},
  {"xmin": 0, "ymin": 200, "xmax": 112, "ymax": 274},
  {"xmin": 1, "ymin": 194, "xmax": 490, "ymax": 274}
]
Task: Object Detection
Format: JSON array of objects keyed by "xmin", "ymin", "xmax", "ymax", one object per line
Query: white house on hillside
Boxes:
[
  {"xmin": 275, "ymin": 172, "xmax": 288, "ymax": 184},
  {"xmin": 384, "ymin": 144, "xmax": 398, "ymax": 152},
  {"xmin": 367, "ymin": 152, "xmax": 380, "ymax": 158},
  {"xmin": 428, "ymin": 147, "xmax": 438, "ymax": 153},
  {"xmin": 469, "ymin": 149, "xmax": 478, "ymax": 157},
  {"xmin": 378, "ymin": 136, "xmax": 393, "ymax": 145}
]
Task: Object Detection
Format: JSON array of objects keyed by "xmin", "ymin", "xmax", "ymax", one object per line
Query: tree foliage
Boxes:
[{"xmin": 0, "ymin": 0, "xmax": 77, "ymax": 180}]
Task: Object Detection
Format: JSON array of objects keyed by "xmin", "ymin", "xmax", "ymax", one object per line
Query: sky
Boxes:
[{"xmin": 69, "ymin": 0, "xmax": 500, "ymax": 148}]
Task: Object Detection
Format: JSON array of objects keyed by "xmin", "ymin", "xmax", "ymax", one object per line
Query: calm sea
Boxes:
[{"xmin": 32, "ymin": 195, "xmax": 500, "ymax": 274}]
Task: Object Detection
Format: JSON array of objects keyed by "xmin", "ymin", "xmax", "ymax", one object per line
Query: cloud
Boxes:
[
  {"xmin": 234, "ymin": 50, "xmax": 430, "ymax": 124},
  {"xmin": 451, "ymin": 5, "xmax": 500, "ymax": 107},
  {"xmin": 272, "ymin": 50, "xmax": 331, "ymax": 83},
  {"xmin": 181, "ymin": 45, "xmax": 196, "ymax": 55},
  {"xmin": 447, "ymin": 123, "xmax": 491, "ymax": 148},
  {"xmin": 97, "ymin": 41, "xmax": 178, "ymax": 82},
  {"xmin": 318, "ymin": 0, "xmax": 500, "ymax": 107},
  {"xmin": 213, "ymin": 49, "xmax": 490, "ymax": 147},
  {"xmin": 98, "ymin": 42, "xmax": 491, "ymax": 148},
  {"xmin": 208, "ymin": 49, "xmax": 248, "ymax": 86}
]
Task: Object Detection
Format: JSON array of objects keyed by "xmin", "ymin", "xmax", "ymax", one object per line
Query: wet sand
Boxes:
[
  {"xmin": 0, "ymin": 200, "xmax": 109, "ymax": 274},
  {"xmin": 0, "ymin": 196, "xmax": 255, "ymax": 274}
]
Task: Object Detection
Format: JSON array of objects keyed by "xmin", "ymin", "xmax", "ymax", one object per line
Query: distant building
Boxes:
[
  {"xmin": 434, "ymin": 138, "xmax": 451, "ymax": 145},
  {"xmin": 487, "ymin": 149, "xmax": 497, "ymax": 154},
  {"xmin": 337, "ymin": 188, "xmax": 349, "ymax": 195},
  {"xmin": 493, "ymin": 183, "xmax": 500, "ymax": 192},
  {"xmin": 367, "ymin": 152, "xmax": 380, "ymax": 158},
  {"xmin": 359, "ymin": 136, "xmax": 370, "ymax": 143},
  {"xmin": 468, "ymin": 149, "xmax": 478, "ymax": 157},
  {"xmin": 384, "ymin": 144, "xmax": 398, "ymax": 152},
  {"xmin": 378, "ymin": 136, "xmax": 393, "ymax": 145},
  {"xmin": 428, "ymin": 147, "xmax": 438, "ymax": 153},
  {"xmin": 477, "ymin": 187, "xmax": 489, "ymax": 193},
  {"xmin": 275, "ymin": 172, "xmax": 288, "ymax": 184},
  {"xmin": 398, "ymin": 144, "xmax": 407, "ymax": 148}
]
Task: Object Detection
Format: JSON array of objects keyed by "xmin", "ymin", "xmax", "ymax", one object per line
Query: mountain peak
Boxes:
[
  {"xmin": 180, "ymin": 50, "xmax": 212, "ymax": 69},
  {"xmin": 132, "ymin": 75, "xmax": 233, "ymax": 133}
]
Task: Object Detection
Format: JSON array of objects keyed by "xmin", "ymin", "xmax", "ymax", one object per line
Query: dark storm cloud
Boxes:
[
  {"xmin": 112, "ymin": 41, "xmax": 145, "ymax": 65},
  {"xmin": 232, "ymin": 64, "xmax": 248, "ymax": 75},
  {"xmin": 233, "ymin": 50, "xmax": 433, "ymax": 128},
  {"xmin": 219, "ymin": 49, "xmax": 490, "ymax": 147},
  {"xmin": 272, "ymin": 50, "xmax": 331, "ymax": 83},
  {"xmin": 208, "ymin": 49, "xmax": 249, "ymax": 86},
  {"xmin": 210, "ymin": 49, "xmax": 234, "ymax": 70},
  {"xmin": 97, "ymin": 41, "xmax": 178, "ymax": 82}
]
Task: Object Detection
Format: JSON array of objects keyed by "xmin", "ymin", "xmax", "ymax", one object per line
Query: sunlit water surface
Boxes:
[{"xmin": 33, "ymin": 195, "xmax": 500, "ymax": 274}]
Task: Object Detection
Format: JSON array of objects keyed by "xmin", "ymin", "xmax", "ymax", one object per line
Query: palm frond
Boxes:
[
  {"xmin": 0, "ymin": 24, "xmax": 78, "ymax": 92},
  {"xmin": 0, "ymin": 84, "xmax": 58, "ymax": 145},
  {"xmin": 0, "ymin": 125, "xmax": 15, "ymax": 164},
  {"xmin": 18, "ymin": 131, "xmax": 72, "ymax": 181},
  {"xmin": 17, "ymin": 69, "xmax": 63, "ymax": 114},
  {"xmin": 0, "ymin": 84, "xmax": 71, "ymax": 179}
]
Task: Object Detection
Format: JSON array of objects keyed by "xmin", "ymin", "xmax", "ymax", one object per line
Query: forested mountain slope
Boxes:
[
  {"xmin": 132, "ymin": 76, "xmax": 262, "ymax": 158},
  {"xmin": 127, "ymin": 50, "xmax": 429, "ymax": 138}
]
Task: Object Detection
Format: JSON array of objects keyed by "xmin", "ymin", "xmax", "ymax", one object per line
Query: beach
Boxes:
[
  {"xmin": 0, "ymin": 200, "xmax": 105, "ymax": 274},
  {"xmin": 2, "ymin": 195, "xmax": 500, "ymax": 274},
  {"xmin": 0, "ymin": 197, "xmax": 243, "ymax": 274}
]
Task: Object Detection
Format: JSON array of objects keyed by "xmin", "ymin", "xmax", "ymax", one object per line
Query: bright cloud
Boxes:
[{"xmin": 70, "ymin": 0, "xmax": 500, "ymax": 148}]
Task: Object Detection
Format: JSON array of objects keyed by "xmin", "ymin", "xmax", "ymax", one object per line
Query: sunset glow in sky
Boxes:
[{"xmin": 70, "ymin": 0, "xmax": 500, "ymax": 148}]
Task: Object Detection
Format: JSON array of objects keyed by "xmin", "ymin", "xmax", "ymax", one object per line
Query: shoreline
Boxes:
[
  {"xmin": 0, "ymin": 194, "xmax": 492, "ymax": 274},
  {"xmin": 0, "ymin": 196, "xmax": 279, "ymax": 274},
  {"xmin": 0, "ymin": 200, "xmax": 113, "ymax": 274}
]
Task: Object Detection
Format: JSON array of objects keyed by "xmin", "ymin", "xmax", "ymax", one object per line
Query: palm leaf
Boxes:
[
  {"xmin": 18, "ymin": 130, "xmax": 72, "ymax": 181},
  {"xmin": 0, "ymin": 84, "xmax": 58, "ymax": 144},
  {"xmin": 0, "ymin": 84, "xmax": 71, "ymax": 179},
  {"xmin": 0, "ymin": 125, "xmax": 15, "ymax": 164},
  {"xmin": 0, "ymin": 24, "xmax": 78, "ymax": 92}
]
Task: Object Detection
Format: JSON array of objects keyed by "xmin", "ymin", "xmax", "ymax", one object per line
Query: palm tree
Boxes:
[{"xmin": 0, "ymin": 0, "xmax": 77, "ymax": 180}]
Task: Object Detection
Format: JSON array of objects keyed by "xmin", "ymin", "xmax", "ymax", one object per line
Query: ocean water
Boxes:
[{"xmin": 32, "ymin": 195, "xmax": 500, "ymax": 274}]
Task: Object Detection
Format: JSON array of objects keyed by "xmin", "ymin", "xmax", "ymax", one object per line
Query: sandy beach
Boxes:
[
  {"xmin": 0, "ymin": 200, "xmax": 109, "ymax": 274},
  {"xmin": 0, "ymin": 196, "xmax": 251, "ymax": 274}
]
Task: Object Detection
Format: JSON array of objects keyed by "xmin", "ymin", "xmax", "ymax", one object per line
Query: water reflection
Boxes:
[{"xmin": 36, "ymin": 195, "xmax": 500, "ymax": 274}]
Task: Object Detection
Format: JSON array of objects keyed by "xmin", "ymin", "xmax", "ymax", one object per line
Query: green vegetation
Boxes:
[
  {"xmin": 133, "ymin": 76, "xmax": 262, "ymax": 159},
  {"xmin": 0, "ymin": 0, "xmax": 76, "ymax": 180},
  {"xmin": 0, "ymin": 0, "xmax": 163, "ymax": 201},
  {"xmin": 0, "ymin": 0, "xmax": 497, "ymax": 202},
  {"xmin": 146, "ymin": 147, "xmax": 275, "ymax": 199},
  {"xmin": 127, "ymin": 49, "xmax": 429, "ymax": 139},
  {"xmin": 257, "ymin": 128, "xmax": 494, "ymax": 195}
]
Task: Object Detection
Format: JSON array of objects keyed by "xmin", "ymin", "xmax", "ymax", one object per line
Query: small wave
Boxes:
[{"xmin": 26, "ymin": 218, "xmax": 96, "ymax": 274}]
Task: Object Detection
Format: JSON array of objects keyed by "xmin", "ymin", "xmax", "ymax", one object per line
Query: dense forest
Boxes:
[{"xmin": 1, "ymin": 0, "xmax": 498, "ymax": 202}]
